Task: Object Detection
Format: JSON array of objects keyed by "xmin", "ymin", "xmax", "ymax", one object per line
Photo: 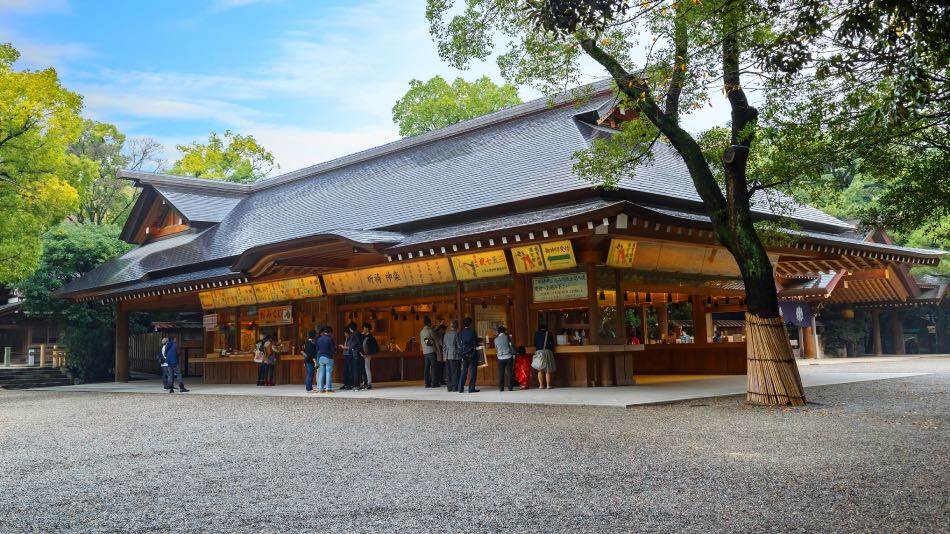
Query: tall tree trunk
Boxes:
[{"xmin": 580, "ymin": 6, "xmax": 807, "ymax": 405}]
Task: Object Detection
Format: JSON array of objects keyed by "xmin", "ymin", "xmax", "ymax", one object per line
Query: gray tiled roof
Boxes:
[
  {"xmin": 393, "ymin": 198, "xmax": 622, "ymax": 249},
  {"xmin": 59, "ymin": 82, "xmax": 876, "ymax": 298},
  {"xmin": 153, "ymin": 185, "xmax": 245, "ymax": 224}
]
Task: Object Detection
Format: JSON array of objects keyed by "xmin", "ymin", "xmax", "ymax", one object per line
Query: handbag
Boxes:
[{"xmin": 531, "ymin": 331, "xmax": 550, "ymax": 371}]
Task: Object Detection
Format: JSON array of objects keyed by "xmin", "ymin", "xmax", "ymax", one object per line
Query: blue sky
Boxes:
[{"xmin": 3, "ymin": 0, "xmax": 727, "ymax": 174}]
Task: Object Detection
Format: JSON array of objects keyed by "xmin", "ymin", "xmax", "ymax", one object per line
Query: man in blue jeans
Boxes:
[
  {"xmin": 316, "ymin": 326, "xmax": 335, "ymax": 393},
  {"xmin": 164, "ymin": 336, "xmax": 189, "ymax": 393},
  {"xmin": 303, "ymin": 330, "xmax": 318, "ymax": 393},
  {"xmin": 455, "ymin": 317, "xmax": 480, "ymax": 393}
]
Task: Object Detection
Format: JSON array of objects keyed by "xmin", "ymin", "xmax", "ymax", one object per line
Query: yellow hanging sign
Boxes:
[
  {"xmin": 450, "ymin": 249, "xmax": 510, "ymax": 280},
  {"xmin": 540, "ymin": 240, "xmax": 576, "ymax": 270},
  {"xmin": 287, "ymin": 276, "xmax": 324, "ymax": 299},
  {"xmin": 402, "ymin": 258, "xmax": 454, "ymax": 286},
  {"xmin": 323, "ymin": 270, "xmax": 366, "ymax": 295},
  {"xmin": 198, "ymin": 291, "xmax": 215, "ymax": 310},
  {"xmin": 235, "ymin": 284, "xmax": 258, "ymax": 305},
  {"xmin": 511, "ymin": 244, "xmax": 545, "ymax": 273},
  {"xmin": 606, "ymin": 238, "xmax": 638, "ymax": 268}
]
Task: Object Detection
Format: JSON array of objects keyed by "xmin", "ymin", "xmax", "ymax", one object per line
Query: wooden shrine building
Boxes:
[{"xmin": 55, "ymin": 83, "xmax": 946, "ymax": 386}]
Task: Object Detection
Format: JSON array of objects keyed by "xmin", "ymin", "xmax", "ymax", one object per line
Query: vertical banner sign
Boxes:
[
  {"xmin": 450, "ymin": 250, "xmax": 510, "ymax": 280},
  {"xmin": 198, "ymin": 292, "xmax": 214, "ymax": 310},
  {"xmin": 511, "ymin": 244, "xmax": 545, "ymax": 273},
  {"xmin": 540, "ymin": 240, "xmax": 577, "ymax": 270},
  {"xmin": 532, "ymin": 272, "xmax": 589, "ymax": 303},
  {"xmin": 606, "ymin": 238, "xmax": 638, "ymax": 268}
]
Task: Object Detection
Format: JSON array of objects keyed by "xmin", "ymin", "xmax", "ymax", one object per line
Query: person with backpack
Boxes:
[
  {"xmin": 442, "ymin": 320, "xmax": 460, "ymax": 391},
  {"xmin": 303, "ymin": 330, "xmax": 319, "ymax": 393},
  {"xmin": 164, "ymin": 336, "xmax": 188, "ymax": 393},
  {"xmin": 420, "ymin": 317, "xmax": 438, "ymax": 388},
  {"xmin": 360, "ymin": 322, "xmax": 378, "ymax": 390},
  {"xmin": 533, "ymin": 325, "xmax": 557, "ymax": 389},
  {"xmin": 316, "ymin": 326, "xmax": 335, "ymax": 393},
  {"xmin": 262, "ymin": 336, "xmax": 278, "ymax": 386},
  {"xmin": 494, "ymin": 325, "xmax": 515, "ymax": 392},
  {"xmin": 455, "ymin": 317, "xmax": 480, "ymax": 393}
]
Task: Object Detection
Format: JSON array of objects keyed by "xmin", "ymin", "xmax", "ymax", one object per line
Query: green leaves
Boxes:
[
  {"xmin": 392, "ymin": 75, "xmax": 522, "ymax": 137},
  {"xmin": 170, "ymin": 130, "xmax": 276, "ymax": 183},
  {"xmin": 0, "ymin": 42, "xmax": 83, "ymax": 284},
  {"xmin": 573, "ymin": 115, "xmax": 660, "ymax": 190}
]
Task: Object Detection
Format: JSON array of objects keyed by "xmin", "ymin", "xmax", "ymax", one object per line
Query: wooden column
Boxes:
[
  {"xmin": 114, "ymin": 302, "xmax": 129, "ymax": 383},
  {"xmin": 890, "ymin": 310, "xmax": 905, "ymax": 355},
  {"xmin": 690, "ymin": 295, "xmax": 708, "ymax": 344},
  {"xmin": 512, "ymin": 274, "xmax": 529, "ymax": 345},
  {"xmin": 802, "ymin": 320, "xmax": 817, "ymax": 359},
  {"xmin": 657, "ymin": 303, "xmax": 669, "ymax": 341},
  {"xmin": 870, "ymin": 309, "xmax": 883, "ymax": 356}
]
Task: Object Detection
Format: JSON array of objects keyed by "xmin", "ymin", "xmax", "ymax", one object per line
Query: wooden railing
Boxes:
[{"xmin": 1, "ymin": 344, "xmax": 66, "ymax": 368}]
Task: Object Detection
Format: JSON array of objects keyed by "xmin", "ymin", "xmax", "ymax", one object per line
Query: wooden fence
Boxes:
[{"xmin": 130, "ymin": 332, "xmax": 163, "ymax": 374}]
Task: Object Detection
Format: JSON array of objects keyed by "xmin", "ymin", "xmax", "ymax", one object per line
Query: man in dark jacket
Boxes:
[
  {"xmin": 164, "ymin": 337, "xmax": 188, "ymax": 393},
  {"xmin": 303, "ymin": 330, "xmax": 318, "ymax": 393},
  {"xmin": 455, "ymin": 317, "xmax": 480, "ymax": 393}
]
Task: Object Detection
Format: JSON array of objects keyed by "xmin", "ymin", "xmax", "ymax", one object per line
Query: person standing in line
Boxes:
[
  {"xmin": 434, "ymin": 323, "xmax": 447, "ymax": 387},
  {"xmin": 340, "ymin": 323, "xmax": 363, "ymax": 390},
  {"xmin": 495, "ymin": 325, "xmax": 515, "ymax": 392},
  {"xmin": 164, "ymin": 336, "xmax": 189, "ymax": 393},
  {"xmin": 360, "ymin": 322, "xmax": 377, "ymax": 390},
  {"xmin": 262, "ymin": 336, "xmax": 278, "ymax": 386},
  {"xmin": 420, "ymin": 317, "xmax": 438, "ymax": 388},
  {"xmin": 316, "ymin": 326, "xmax": 335, "ymax": 393},
  {"xmin": 158, "ymin": 336, "xmax": 171, "ymax": 391},
  {"xmin": 303, "ymin": 330, "xmax": 318, "ymax": 393},
  {"xmin": 255, "ymin": 336, "xmax": 268, "ymax": 386},
  {"xmin": 442, "ymin": 320, "xmax": 460, "ymax": 391},
  {"xmin": 534, "ymin": 325, "xmax": 557, "ymax": 389},
  {"xmin": 456, "ymin": 317, "xmax": 480, "ymax": 393}
]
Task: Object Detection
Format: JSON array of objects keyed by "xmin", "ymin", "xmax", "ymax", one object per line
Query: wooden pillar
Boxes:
[
  {"xmin": 115, "ymin": 302, "xmax": 129, "ymax": 383},
  {"xmin": 890, "ymin": 310, "xmax": 905, "ymax": 355},
  {"xmin": 512, "ymin": 274, "xmax": 529, "ymax": 345},
  {"xmin": 690, "ymin": 295, "xmax": 708, "ymax": 344},
  {"xmin": 802, "ymin": 317, "xmax": 817, "ymax": 359},
  {"xmin": 870, "ymin": 309, "xmax": 883, "ymax": 356},
  {"xmin": 455, "ymin": 281, "xmax": 463, "ymax": 325},
  {"xmin": 657, "ymin": 303, "xmax": 669, "ymax": 341},
  {"xmin": 613, "ymin": 270, "xmax": 625, "ymax": 343}
]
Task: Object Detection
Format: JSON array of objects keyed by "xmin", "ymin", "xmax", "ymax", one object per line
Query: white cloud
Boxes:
[{"xmin": 246, "ymin": 124, "xmax": 398, "ymax": 173}]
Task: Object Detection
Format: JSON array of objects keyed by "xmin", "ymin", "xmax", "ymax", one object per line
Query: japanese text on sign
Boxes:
[
  {"xmin": 606, "ymin": 238, "xmax": 638, "ymax": 268},
  {"xmin": 540, "ymin": 240, "xmax": 576, "ymax": 270},
  {"xmin": 450, "ymin": 250, "xmax": 510, "ymax": 280},
  {"xmin": 257, "ymin": 305, "xmax": 293, "ymax": 326},
  {"xmin": 532, "ymin": 272, "xmax": 588, "ymax": 303},
  {"xmin": 511, "ymin": 244, "xmax": 545, "ymax": 273}
]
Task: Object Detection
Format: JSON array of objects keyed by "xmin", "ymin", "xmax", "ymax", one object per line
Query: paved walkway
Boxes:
[{"xmin": 30, "ymin": 355, "xmax": 939, "ymax": 407}]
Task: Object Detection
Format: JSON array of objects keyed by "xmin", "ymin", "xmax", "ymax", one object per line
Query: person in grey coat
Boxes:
[{"xmin": 442, "ymin": 321, "xmax": 460, "ymax": 391}]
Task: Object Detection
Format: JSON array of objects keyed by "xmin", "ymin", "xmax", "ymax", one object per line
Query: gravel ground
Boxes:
[{"xmin": 0, "ymin": 357, "xmax": 947, "ymax": 533}]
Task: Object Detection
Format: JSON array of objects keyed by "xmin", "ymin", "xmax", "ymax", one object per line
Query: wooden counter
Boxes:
[{"xmin": 192, "ymin": 342, "xmax": 745, "ymax": 386}]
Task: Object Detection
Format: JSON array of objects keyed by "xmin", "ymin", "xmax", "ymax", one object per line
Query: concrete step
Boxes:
[
  {"xmin": 2, "ymin": 380, "xmax": 72, "ymax": 390},
  {"xmin": 0, "ymin": 367, "xmax": 71, "ymax": 389}
]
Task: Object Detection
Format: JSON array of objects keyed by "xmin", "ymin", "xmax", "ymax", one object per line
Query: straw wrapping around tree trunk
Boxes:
[{"xmin": 745, "ymin": 312, "xmax": 806, "ymax": 406}]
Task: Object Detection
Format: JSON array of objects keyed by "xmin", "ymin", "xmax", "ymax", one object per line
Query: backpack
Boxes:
[
  {"xmin": 253, "ymin": 342, "xmax": 264, "ymax": 363},
  {"xmin": 362, "ymin": 334, "xmax": 379, "ymax": 355}
]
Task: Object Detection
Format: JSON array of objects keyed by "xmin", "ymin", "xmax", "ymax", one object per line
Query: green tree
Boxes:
[
  {"xmin": 427, "ymin": 0, "xmax": 947, "ymax": 405},
  {"xmin": 69, "ymin": 120, "xmax": 164, "ymax": 225},
  {"xmin": 427, "ymin": 0, "xmax": 814, "ymax": 404},
  {"xmin": 0, "ymin": 43, "xmax": 82, "ymax": 284},
  {"xmin": 392, "ymin": 75, "xmax": 522, "ymax": 136},
  {"xmin": 17, "ymin": 223, "xmax": 132, "ymax": 381},
  {"xmin": 170, "ymin": 130, "xmax": 276, "ymax": 183}
]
